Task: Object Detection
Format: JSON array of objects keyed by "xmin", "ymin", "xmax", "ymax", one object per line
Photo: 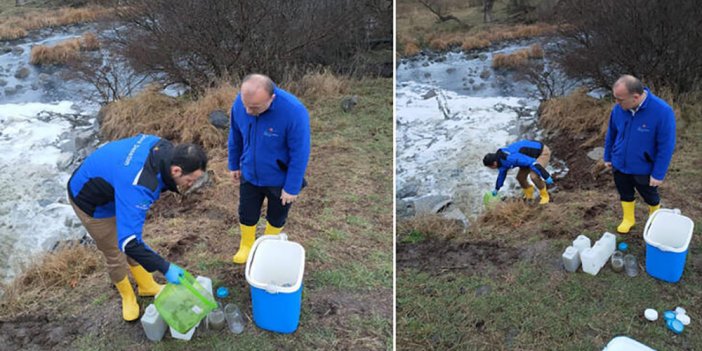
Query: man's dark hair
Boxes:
[
  {"xmin": 483, "ymin": 153, "xmax": 499, "ymax": 167},
  {"xmin": 172, "ymin": 143, "xmax": 208, "ymax": 174}
]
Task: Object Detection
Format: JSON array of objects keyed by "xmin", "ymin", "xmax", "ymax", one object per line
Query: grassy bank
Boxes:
[
  {"xmin": 397, "ymin": 90, "xmax": 702, "ymax": 349},
  {"xmin": 397, "ymin": 0, "xmax": 556, "ymax": 56},
  {"xmin": 0, "ymin": 0, "xmax": 114, "ymax": 41},
  {"xmin": 0, "ymin": 75, "xmax": 393, "ymax": 350}
]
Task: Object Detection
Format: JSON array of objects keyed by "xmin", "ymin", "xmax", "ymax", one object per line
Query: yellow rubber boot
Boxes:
[
  {"xmin": 538, "ymin": 187, "xmax": 550, "ymax": 205},
  {"xmin": 649, "ymin": 204, "xmax": 661, "ymax": 216},
  {"xmin": 129, "ymin": 264, "xmax": 163, "ymax": 297},
  {"xmin": 617, "ymin": 201, "xmax": 636, "ymax": 234},
  {"xmin": 233, "ymin": 224, "xmax": 256, "ymax": 264},
  {"xmin": 115, "ymin": 276, "xmax": 139, "ymax": 321},
  {"xmin": 522, "ymin": 187, "xmax": 535, "ymax": 200},
  {"xmin": 264, "ymin": 223, "xmax": 283, "ymax": 235}
]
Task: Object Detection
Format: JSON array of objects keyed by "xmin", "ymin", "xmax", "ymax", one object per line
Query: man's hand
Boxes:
[
  {"xmin": 230, "ymin": 170, "xmax": 241, "ymax": 182},
  {"xmin": 281, "ymin": 190, "xmax": 298, "ymax": 206},
  {"xmin": 650, "ymin": 176, "xmax": 663, "ymax": 187},
  {"xmin": 604, "ymin": 162, "xmax": 612, "ymax": 168}
]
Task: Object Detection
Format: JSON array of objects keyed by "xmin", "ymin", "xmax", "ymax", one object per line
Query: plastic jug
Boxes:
[{"xmin": 141, "ymin": 304, "xmax": 167, "ymax": 342}]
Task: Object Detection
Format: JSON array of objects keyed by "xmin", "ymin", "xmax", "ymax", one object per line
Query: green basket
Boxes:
[{"xmin": 154, "ymin": 271, "xmax": 217, "ymax": 333}]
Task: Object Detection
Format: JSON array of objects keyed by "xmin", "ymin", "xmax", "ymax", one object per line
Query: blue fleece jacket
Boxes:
[
  {"xmin": 228, "ymin": 87, "xmax": 311, "ymax": 195},
  {"xmin": 495, "ymin": 140, "xmax": 550, "ymax": 191},
  {"xmin": 604, "ymin": 88, "xmax": 676, "ymax": 180},
  {"xmin": 68, "ymin": 134, "xmax": 177, "ymax": 273}
]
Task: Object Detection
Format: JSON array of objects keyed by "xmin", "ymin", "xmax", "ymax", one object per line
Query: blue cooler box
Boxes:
[
  {"xmin": 643, "ymin": 209, "xmax": 694, "ymax": 283},
  {"xmin": 245, "ymin": 234, "xmax": 305, "ymax": 333}
]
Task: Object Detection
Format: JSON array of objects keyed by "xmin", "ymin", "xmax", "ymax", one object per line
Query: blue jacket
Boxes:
[
  {"xmin": 228, "ymin": 87, "xmax": 311, "ymax": 195},
  {"xmin": 68, "ymin": 134, "xmax": 175, "ymax": 273},
  {"xmin": 495, "ymin": 140, "xmax": 550, "ymax": 191},
  {"xmin": 604, "ymin": 88, "xmax": 676, "ymax": 180}
]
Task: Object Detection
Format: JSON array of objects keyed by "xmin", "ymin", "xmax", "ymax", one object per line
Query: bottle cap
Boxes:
[
  {"xmin": 644, "ymin": 308, "xmax": 658, "ymax": 321},
  {"xmin": 675, "ymin": 306, "xmax": 687, "ymax": 315},
  {"xmin": 676, "ymin": 313, "xmax": 691, "ymax": 326},
  {"xmin": 667, "ymin": 319, "xmax": 684, "ymax": 334},
  {"xmin": 618, "ymin": 242, "xmax": 628, "ymax": 252},
  {"xmin": 663, "ymin": 310, "xmax": 676, "ymax": 321},
  {"xmin": 216, "ymin": 286, "xmax": 229, "ymax": 298}
]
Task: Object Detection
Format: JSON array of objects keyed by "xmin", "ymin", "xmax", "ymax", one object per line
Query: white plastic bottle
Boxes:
[{"xmin": 141, "ymin": 304, "xmax": 167, "ymax": 342}]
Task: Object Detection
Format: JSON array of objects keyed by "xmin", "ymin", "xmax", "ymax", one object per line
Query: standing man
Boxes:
[
  {"xmin": 68, "ymin": 134, "xmax": 207, "ymax": 321},
  {"xmin": 228, "ymin": 74, "xmax": 311, "ymax": 264},
  {"xmin": 482, "ymin": 139, "xmax": 554, "ymax": 204},
  {"xmin": 604, "ymin": 75, "xmax": 676, "ymax": 234}
]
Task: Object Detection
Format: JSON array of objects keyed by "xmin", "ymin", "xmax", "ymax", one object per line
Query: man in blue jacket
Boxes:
[
  {"xmin": 228, "ymin": 74, "xmax": 311, "ymax": 264},
  {"xmin": 483, "ymin": 140, "xmax": 554, "ymax": 204},
  {"xmin": 68, "ymin": 134, "xmax": 207, "ymax": 321},
  {"xmin": 604, "ymin": 75, "xmax": 676, "ymax": 234}
]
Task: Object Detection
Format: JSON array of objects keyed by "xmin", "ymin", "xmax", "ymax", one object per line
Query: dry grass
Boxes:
[
  {"xmin": 30, "ymin": 32, "xmax": 101, "ymax": 66},
  {"xmin": 0, "ymin": 244, "xmax": 102, "ymax": 317},
  {"xmin": 491, "ymin": 43, "xmax": 544, "ymax": 69},
  {"xmin": 398, "ymin": 215, "xmax": 464, "ymax": 242},
  {"xmin": 0, "ymin": 6, "xmax": 115, "ymax": 41},
  {"xmin": 539, "ymin": 88, "xmax": 612, "ymax": 147},
  {"xmin": 284, "ymin": 70, "xmax": 349, "ymax": 105},
  {"xmin": 403, "ymin": 41, "xmax": 422, "ymax": 56},
  {"xmin": 399, "ymin": 23, "xmax": 557, "ymax": 57}
]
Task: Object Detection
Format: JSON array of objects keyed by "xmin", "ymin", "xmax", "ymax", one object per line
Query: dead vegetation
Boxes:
[
  {"xmin": 29, "ymin": 32, "xmax": 101, "ymax": 66},
  {"xmin": 0, "ymin": 6, "xmax": 114, "ymax": 41},
  {"xmin": 397, "ymin": 214, "xmax": 464, "ymax": 242},
  {"xmin": 99, "ymin": 71, "xmax": 349, "ymax": 151},
  {"xmin": 538, "ymin": 88, "xmax": 612, "ymax": 148},
  {"xmin": 492, "ymin": 43, "xmax": 543, "ymax": 69},
  {"xmin": 0, "ymin": 244, "xmax": 103, "ymax": 317}
]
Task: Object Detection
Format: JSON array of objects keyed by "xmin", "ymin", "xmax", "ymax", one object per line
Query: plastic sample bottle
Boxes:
[
  {"xmin": 562, "ymin": 246, "xmax": 581, "ymax": 272},
  {"xmin": 141, "ymin": 304, "xmax": 167, "ymax": 342}
]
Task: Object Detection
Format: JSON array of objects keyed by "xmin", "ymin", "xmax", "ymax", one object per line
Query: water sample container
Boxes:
[
  {"xmin": 562, "ymin": 246, "xmax": 580, "ymax": 272},
  {"xmin": 155, "ymin": 271, "xmax": 217, "ymax": 334},
  {"xmin": 207, "ymin": 307, "xmax": 226, "ymax": 331},
  {"xmin": 581, "ymin": 233, "xmax": 616, "ymax": 276},
  {"xmin": 611, "ymin": 251, "xmax": 624, "ymax": 273},
  {"xmin": 624, "ymin": 254, "xmax": 639, "ymax": 277},
  {"xmin": 141, "ymin": 304, "xmax": 167, "ymax": 342},
  {"xmin": 573, "ymin": 235, "xmax": 591, "ymax": 255},
  {"xmin": 245, "ymin": 234, "xmax": 305, "ymax": 333},
  {"xmin": 602, "ymin": 336, "xmax": 655, "ymax": 351},
  {"xmin": 643, "ymin": 208, "xmax": 694, "ymax": 283},
  {"xmin": 224, "ymin": 303, "xmax": 245, "ymax": 334}
]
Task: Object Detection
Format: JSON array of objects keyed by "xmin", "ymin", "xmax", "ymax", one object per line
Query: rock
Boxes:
[
  {"xmin": 478, "ymin": 54, "xmax": 488, "ymax": 61},
  {"xmin": 396, "ymin": 199, "xmax": 415, "ymax": 218},
  {"xmin": 587, "ymin": 147, "xmax": 605, "ymax": 161},
  {"xmin": 0, "ymin": 79, "xmax": 7, "ymax": 87},
  {"xmin": 412, "ymin": 194, "xmax": 452, "ymax": 215},
  {"xmin": 480, "ymin": 69, "xmax": 491, "ymax": 80},
  {"xmin": 74, "ymin": 130, "xmax": 96, "ymax": 150},
  {"xmin": 422, "ymin": 89, "xmax": 437, "ymax": 100},
  {"xmin": 56, "ymin": 153, "xmax": 74, "ymax": 170},
  {"xmin": 184, "ymin": 169, "xmax": 213, "ymax": 195},
  {"xmin": 340, "ymin": 95, "xmax": 358, "ymax": 112},
  {"xmin": 397, "ymin": 183, "xmax": 419, "ymax": 198},
  {"xmin": 4, "ymin": 87, "xmax": 17, "ymax": 96},
  {"xmin": 440, "ymin": 203, "xmax": 469, "ymax": 227},
  {"xmin": 12, "ymin": 46, "xmax": 24, "ymax": 55},
  {"xmin": 468, "ymin": 78, "xmax": 475, "ymax": 84},
  {"xmin": 423, "ymin": 72, "xmax": 431, "ymax": 78},
  {"xmin": 14, "ymin": 66, "xmax": 30, "ymax": 79},
  {"xmin": 0, "ymin": 46, "xmax": 11, "ymax": 54},
  {"xmin": 208, "ymin": 110, "xmax": 229, "ymax": 129},
  {"xmin": 446, "ymin": 67, "xmax": 456, "ymax": 74}
]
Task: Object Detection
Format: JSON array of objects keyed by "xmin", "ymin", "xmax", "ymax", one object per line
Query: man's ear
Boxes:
[{"xmin": 171, "ymin": 165, "xmax": 183, "ymax": 178}]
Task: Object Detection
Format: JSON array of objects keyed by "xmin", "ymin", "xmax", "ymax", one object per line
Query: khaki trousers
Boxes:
[
  {"xmin": 516, "ymin": 145, "xmax": 551, "ymax": 190},
  {"xmin": 69, "ymin": 197, "xmax": 137, "ymax": 283}
]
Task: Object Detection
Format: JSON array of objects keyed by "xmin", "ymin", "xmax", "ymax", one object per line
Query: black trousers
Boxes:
[
  {"xmin": 613, "ymin": 170, "xmax": 660, "ymax": 206},
  {"xmin": 238, "ymin": 179, "xmax": 292, "ymax": 228}
]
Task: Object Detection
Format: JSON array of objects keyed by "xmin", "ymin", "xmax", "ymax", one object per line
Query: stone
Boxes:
[
  {"xmin": 412, "ymin": 194, "xmax": 452, "ymax": 215},
  {"xmin": 208, "ymin": 110, "xmax": 229, "ymax": 129},
  {"xmin": 587, "ymin": 147, "xmax": 605, "ymax": 161},
  {"xmin": 12, "ymin": 46, "xmax": 24, "ymax": 55},
  {"xmin": 14, "ymin": 66, "xmax": 30, "ymax": 79},
  {"xmin": 340, "ymin": 96, "xmax": 358, "ymax": 112},
  {"xmin": 480, "ymin": 69, "xmax": 491, "ymax": 80},
  {"xmin": 422, "ymin": 89, "xmax": 437, "ymax": 100},
  {"xmin": 0, "ymin": 79, "xmax": 7, "ymax": 87}
]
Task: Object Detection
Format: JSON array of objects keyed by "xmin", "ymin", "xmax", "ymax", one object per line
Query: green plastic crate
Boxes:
[{"xmin": 154, "ymin": 271, "xmax": 216, "ymax": 333}]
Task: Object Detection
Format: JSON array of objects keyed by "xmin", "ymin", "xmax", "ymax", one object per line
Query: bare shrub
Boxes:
[
  {"xmin": 555, "ymin": 0, "xmax": 702, "ymax": 93},
  {"xmin": 113, "ymin": 0, "xmax": 392, "ymax": 92}
]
